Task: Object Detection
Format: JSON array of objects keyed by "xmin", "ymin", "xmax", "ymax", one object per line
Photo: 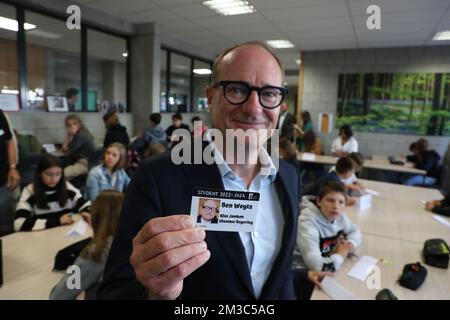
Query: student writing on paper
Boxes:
[
  {"xmin": 295, "ymin": 181, "xmax": 362, "ymax": 272},
  {"xmin": 14, "ymin": 155, "xmax": 90, "ymax": 232},
  {"xmin": 50, "ymin": 190, "xmax": 123, "ymax": 300},
  {"xmin": 303, "ymin": 157, "xmax": 357, "ymax": 206},
  {"xmin": 329, "ymin": 153, "xmax": 365, "ymax": 192},
  {"xmin": 401, "ymin": 139, "xmax": 441, "ymax": 187},
  {"xmin": 425, "ymin": 193, "xmax": 450, "ymax": 217},
  {"xmin": 86, "ymin": 143, "xmax": 130, "ymax": 201}
]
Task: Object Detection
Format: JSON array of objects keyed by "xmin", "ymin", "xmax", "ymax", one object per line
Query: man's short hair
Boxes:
[
  {"xmin": 149, "ymin": 113, "xmax": 162, "ymax": 125},
  {"xmin": 66, "ymin": 88, "xmax": 79, "ymax": 99},
  {"xmin": 211, "ymin": 41, "xmax": 285, "ymax": 84},
  {"xmin": 318, "ymin": 181, "xmax": 346, "ymax": 200},
  {"xmin": 348, "ymin": 152, "xmax": 364, "ymax": 167},
  {"xmin": 172, "ymin": 112, "xmax": 183, "ymax": 121},
  {"xmin": 335, "ymin": 157, "xmax": 354, "ymax": 174}
]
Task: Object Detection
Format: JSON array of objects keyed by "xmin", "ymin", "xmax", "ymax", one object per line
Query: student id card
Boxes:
[{"xmin": 190, "ymin": 188, "xmax": 260, "ymax": 232}]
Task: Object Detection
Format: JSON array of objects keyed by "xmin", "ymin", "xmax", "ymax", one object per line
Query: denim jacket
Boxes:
[{"xmin": 86, "ymin": 165, "xmax": 130, "ymax": 201}]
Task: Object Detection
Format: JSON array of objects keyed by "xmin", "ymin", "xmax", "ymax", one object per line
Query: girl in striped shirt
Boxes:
[{"xmin": 14, "ymin": 155, "xmax": 90, "ymax": 232}]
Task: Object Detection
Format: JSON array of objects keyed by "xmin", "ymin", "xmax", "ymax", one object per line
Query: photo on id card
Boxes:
[{"xmin": 190, "ymin": 188, "xmax": 260, "ymax": 232}]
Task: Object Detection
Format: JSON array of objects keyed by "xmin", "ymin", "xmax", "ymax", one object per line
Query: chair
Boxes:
[{"xmin": 18, "ymin": 154, "xmax": 42, "ymax": 188}]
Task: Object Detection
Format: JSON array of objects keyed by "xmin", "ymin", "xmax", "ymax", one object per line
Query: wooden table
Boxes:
[
  {"xmin": 0, "ymin": 217, "xmax": 92, "ymax": 300},
  {"xmin": 311, "ymin": 180, "xmax": 450, "ymax": 300},
  {"xmin": 297, "ymin": 153, "xmax": 427, "ymax": 175}
]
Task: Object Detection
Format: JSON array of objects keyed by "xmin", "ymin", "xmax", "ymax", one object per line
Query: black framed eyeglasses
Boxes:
[{"xmin": 213, "ymin": 81, "xmax": 288, "ymax": 109}]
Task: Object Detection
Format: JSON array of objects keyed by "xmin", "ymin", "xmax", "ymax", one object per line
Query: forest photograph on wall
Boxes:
[{"xmin": 337, "ymin": 73, "xmax": 450, "ymax": 136}]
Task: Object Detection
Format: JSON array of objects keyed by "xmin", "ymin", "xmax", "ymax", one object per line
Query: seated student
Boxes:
[
  {"xmin": 102, "ymin": 112, "xmax": 130, "ymax": 149},
  {"xmin": 191, "ymin": 116, "xmax": 208, "ymax": 138},
  {"xmin": 142, "ymin": 143, "xmax": 167, "ymax": 160},
  {"xmin": 279, "ymin": 137, "xmax": 300, "ymax": 166},
  {"xmin": 50, "ymin": 190, "xmax": 124, "ymax": 300},
  {"xmin": 296, "ymin": 181, "xmax": 362, "ymax": 272},
  {"xmin": 61, "ymin": 115, "xmax": 96, "ymax": 180},
  {"xmin": 143, "ymin": 113, "xmax": 167, "ymax": 147},
  {"xmin": 402, "ymin": 138, "xmax": 441, "ymax": 186},
  {"xmin": 331, "ymin": 124, "xmax": 358, "ymax": 157},
  {"xmin": 14, "ymin": 155, "xmax": 90, "ymax": 232},
  {"xmin": 301, "ymin": 130, "xmax": 322, "ymax": 155},
  {"xmin": 425, "ymin": 193, "xmax": 450, "ymax": 217},
  {"xmin": 329, "ymin": 153, "xmax": 365, "ymax": 192},
  {"xmin": 165, "ymin": 112, "xmax": 190, "ymax": 143},
  {"xmin": 86, "ymin": 143, "xmax": 130, "ymax": 201},
  {"xmin": 304, "ymin": 156, "xmax": 353, "ymax": 191}
]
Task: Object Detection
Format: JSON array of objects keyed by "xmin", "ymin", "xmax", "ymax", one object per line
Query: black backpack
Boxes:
[
  {"xmin": 423, "ymin": 239, "xmax": 449, "ymax": 269},
  {"xmin": 398, "ymin": 262, "xmax": 427, "ymax": 291},
  {"xmin": 53, "ymin": 237, "xmax": 92, "ymax": 271}
]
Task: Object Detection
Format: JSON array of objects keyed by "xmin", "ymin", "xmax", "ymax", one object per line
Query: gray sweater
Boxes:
[
  {"xmin": 49, "ymin": 237, "xmax": 112, "ymax": 300},
  {"xmin": 294, "ymin": 195, "xmax": 362, "ymax": 272}
]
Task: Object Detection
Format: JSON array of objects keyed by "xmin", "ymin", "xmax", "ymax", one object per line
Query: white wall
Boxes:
[{"xmin": 302, "ymin": 46, "xmax": 450, "ymax": 157}]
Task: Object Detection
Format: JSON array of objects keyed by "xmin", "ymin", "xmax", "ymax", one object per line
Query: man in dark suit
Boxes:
[
  {"xmin": 98, "ymin": 41, "xmax": 300, "ymax": 300},
  {"xmin": 277, "ymin": 102, "xmax": 296, "ymax": 142}
]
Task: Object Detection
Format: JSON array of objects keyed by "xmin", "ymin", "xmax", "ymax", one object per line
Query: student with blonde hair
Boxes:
[
  {"xmin": 50, "ymin": 190, "xmax": 124, "ymax": 300},
  {"xmin": 86, "ymin": 143, "xmax": 130, "ymax": 201}
]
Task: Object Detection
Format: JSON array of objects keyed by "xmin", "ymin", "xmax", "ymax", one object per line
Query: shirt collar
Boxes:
[{"xmin": 204, "ymin": 129, "xmax": 278, "ymax": 182}]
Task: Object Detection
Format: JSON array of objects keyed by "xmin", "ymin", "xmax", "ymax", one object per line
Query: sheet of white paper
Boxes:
[
  {"xmin": 356, "ymin": 193, "xmax": 372, "ymax": 210},
  {"xmin": 321, "ymin": 276, "xmax": 358, "ymax": 300},
  {"xmin": 364, "ymin": 188, "xmax": 381, "ymax": 197},
  {"xmin": 301, "ymin": 153, "xmax": 316, "ymax": 161},
  {"xmin": 347, "ymin": 255, "xmax": 378, "ymax": 281},
  {"xmin": 66, "ymin": 219, "xmax": 88, "ymax": 237},
  {"xmin": 42, "ymin": 144, "xmax": 56, "ymax": 153},
  {"xmin": 432, "ymin": 214, "xmax": 450, "ymax": 229}
]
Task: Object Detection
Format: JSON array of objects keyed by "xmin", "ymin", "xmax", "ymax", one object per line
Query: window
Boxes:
[
  {"xmin": 169, "ymin": 53, "xmax": 191, "ymax": 113},
  {"xmin": 88, "ymin": 29, "xmax": 127, "ymax": 112},
  {"xmin": 160, "ymin": 49, "xmax": 167, "ymax": 112},
  {"xmin": 24, "ymin": 11, "xmax": 81, "ymax": 111},
  {"xmin": 160, "ymin": 48, "xmax": 212, "ymax": 113},
  {"xmin": 0, "ymin": 3, "xmax": 20, "ymax": 107},
  {"xmin": 192, "ymin": 59, "xmax": 211, "ymax": 112}
]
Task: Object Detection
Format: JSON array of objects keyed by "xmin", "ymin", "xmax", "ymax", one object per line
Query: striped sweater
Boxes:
[{"xmin": 14, "ymin": 182, "xmax": 90, "ymax": 231}]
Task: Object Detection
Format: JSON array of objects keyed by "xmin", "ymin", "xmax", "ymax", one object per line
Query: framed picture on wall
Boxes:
[
  {"xmin": 318, "ymin": 112, "xmax": 333, "ymax": 133},
  {"xmin": 47, "ymin": 96, "xmax": 69, "ymax": 112},
  {"xmin": 0, "ymin": 93, "xmax": 20, "ymax": 112}
]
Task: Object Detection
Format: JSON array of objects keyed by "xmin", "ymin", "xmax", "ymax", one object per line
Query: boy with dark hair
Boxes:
[
  {"xmin": 143, "ymin": 113, "xmax": 167, "ymax": 147},
  {"xmin": 303, "ymin": 157, "xmax": 356, "ymax": 201},
  {"xmin": 165, "ymin": 113, "xmax": 190, "ymax": 142},
  {"xmin": 295, "ymin": 181, "xmax": 362, "ymax": 272}
]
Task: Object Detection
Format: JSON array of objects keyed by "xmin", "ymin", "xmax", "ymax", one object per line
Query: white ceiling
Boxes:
[
  {"xmin": 73, "ymin": 0, "xmax": 450, "ymax": 72},
  {"xmin": 2, "ymin": 0, "xmax": 450, "ymax": 86}
]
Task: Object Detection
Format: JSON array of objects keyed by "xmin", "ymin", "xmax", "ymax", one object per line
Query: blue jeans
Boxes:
[{"xmin": 402, "ymin": 175, "xmax": 436, "ymax": 186}]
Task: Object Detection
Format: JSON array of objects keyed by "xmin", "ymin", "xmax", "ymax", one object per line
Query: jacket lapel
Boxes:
[{"xmin": 260, "ymin": 162, "xmax": 298, "ymax": 299}]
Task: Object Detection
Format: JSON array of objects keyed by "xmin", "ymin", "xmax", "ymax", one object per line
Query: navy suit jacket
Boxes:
[{"xmin": 98, "ymin": 143, "xmax": 301, "ymax": 300}]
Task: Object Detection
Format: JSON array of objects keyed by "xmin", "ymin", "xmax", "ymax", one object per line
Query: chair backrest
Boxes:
[{"xmin": 88, "ymin": 149, "xmax": 104, "ymax": 170}]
